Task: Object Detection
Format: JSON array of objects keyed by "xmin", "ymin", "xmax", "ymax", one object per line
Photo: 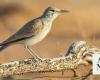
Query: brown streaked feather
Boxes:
[{"xmin": 0, "ymin": 19, "xmax": 43, "ymax": 45}]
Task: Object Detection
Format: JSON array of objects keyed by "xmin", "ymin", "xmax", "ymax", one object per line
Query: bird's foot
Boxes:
[
  {"xmin": 31, "ymin": 56, "xmax": 43, "ymax": 62},
  {"xmin": 35, "ymin": 57, "xmax": 43, "ymax": 62}
]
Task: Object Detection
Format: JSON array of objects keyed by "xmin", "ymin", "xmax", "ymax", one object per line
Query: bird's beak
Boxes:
[{"xmin": 60, "ymin": 10, "xmax": 69, "ymax": 13}]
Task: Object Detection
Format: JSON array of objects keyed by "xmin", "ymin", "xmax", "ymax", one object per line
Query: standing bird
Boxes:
[{"xmin": 0, "ymin": 6, "xmax": 69, "ymax": 61}]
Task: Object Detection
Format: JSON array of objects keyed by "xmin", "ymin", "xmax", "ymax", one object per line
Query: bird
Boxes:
[{"xmin": 0, "ymin": 6, "xmax": 69, "ymax": 61}]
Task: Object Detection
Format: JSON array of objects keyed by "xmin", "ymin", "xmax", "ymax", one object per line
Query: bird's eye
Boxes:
[{"xmin": 50, "ymin": 10, "xmax": 55, "ymax": 12}]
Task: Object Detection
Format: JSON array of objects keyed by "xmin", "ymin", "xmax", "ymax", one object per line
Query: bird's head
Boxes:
[{"xmin": 42, "ymin": 6, "xmax": 69, "ymax": 21}]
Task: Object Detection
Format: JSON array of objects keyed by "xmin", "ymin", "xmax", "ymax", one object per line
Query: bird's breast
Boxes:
[{"xmin": 25, "ymin": 23, "xmax": 52, "ymax": 46}]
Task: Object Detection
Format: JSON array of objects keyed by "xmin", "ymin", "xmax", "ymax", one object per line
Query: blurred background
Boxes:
[{"xmin": 0, "ymin": 0, "xmax": 100, "ymax": 79}]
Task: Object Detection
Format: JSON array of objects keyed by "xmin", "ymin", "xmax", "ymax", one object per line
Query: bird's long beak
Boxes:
[{"xmin": 60, "ymin": 10, "xmax": 69, "ymax": 13}]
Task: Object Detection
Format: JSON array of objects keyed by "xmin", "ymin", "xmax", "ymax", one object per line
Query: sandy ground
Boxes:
[{"xmin": 0, "ymin": 0, "xmax": 100, "ymax": 80}]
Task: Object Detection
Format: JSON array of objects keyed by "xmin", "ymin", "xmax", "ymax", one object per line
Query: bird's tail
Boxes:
[{"xmin": 0, "ymin": 44, "xmax": 8, "ymax": 52}]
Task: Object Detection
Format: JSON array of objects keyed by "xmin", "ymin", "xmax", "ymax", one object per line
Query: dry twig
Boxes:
[{"xmin": 0, "ymin": 41, "xmax": 99, "ymax": 78}]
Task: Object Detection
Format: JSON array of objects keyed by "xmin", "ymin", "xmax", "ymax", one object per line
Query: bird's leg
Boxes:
[{"xmin": 25, "ymin": 45, "xmax": 42, "ymax": 61}]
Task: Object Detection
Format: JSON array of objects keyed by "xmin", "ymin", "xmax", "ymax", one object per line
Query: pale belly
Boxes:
[{"xmin": 24, "ymin": 25, "xmax": 51, "ymax": 46}]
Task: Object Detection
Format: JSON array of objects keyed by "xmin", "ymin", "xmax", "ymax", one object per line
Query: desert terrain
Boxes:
[{"xmin": 0, "ymin": 0, "xmax": 100, "ymax": 80}]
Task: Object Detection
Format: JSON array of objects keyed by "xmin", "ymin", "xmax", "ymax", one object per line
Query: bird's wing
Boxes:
[{"xmin": 1, "ymin": 19, "xmax": 43, "ymax": 45}]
